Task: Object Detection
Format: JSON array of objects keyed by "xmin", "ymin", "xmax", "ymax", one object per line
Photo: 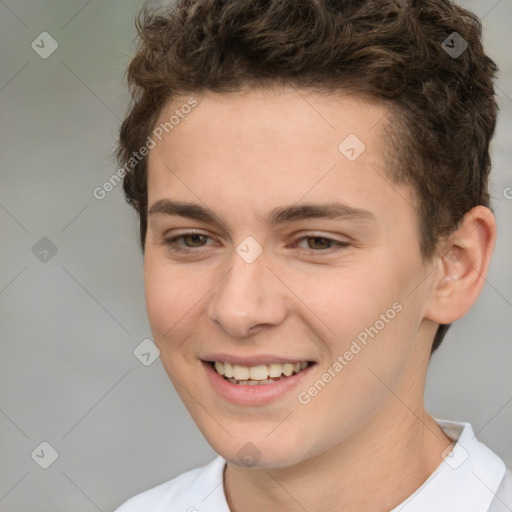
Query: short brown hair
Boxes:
[{"xmin": 117, "ymin": 0, "xmax": 498, "ymax": 352}]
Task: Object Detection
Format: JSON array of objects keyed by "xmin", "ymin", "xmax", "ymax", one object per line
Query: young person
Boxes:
[{"xmin": 114, "ymin": 0, "xmax": 511, "ymax": 510}]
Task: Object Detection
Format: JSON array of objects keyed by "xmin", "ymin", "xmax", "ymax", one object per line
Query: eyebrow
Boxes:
[{"xmin": 148, "ymin": 199, "xmax": 376, "ymax": 227}]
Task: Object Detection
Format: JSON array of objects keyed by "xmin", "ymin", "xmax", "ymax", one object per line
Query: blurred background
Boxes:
[{"xmin": 0, "ymin": 0, "xmax": 511, "ymax": 510}]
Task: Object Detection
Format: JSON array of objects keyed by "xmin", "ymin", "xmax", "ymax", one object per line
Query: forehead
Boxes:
[
  {"xmin": 154, "ymin": 86, "xmax": 389, "ymax": 152},
  {"xmin": 146, "ymin": 87, "xmax": 414, "ymax": 228}
]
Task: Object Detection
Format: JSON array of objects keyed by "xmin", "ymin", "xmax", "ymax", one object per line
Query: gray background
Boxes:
[{"xmin": 0, "ymin": 1, "xmax": 511, "ymax": 510}]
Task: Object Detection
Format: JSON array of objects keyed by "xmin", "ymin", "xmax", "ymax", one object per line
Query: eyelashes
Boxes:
[
  {"xmin": 164, "ymin": 233, "xmax": 211, "ymax": 253},
  {"xmin": 163, "ymin": 232, "xmax": 350, "ymax": 255}
]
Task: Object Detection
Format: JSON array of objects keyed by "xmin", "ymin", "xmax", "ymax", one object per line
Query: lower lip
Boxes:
[{"xmin": 202, "ymin": 361, "xmax": 316, "ymax": 406}]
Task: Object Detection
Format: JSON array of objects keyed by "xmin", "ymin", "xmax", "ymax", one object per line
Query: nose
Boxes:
[{"xmin": 208, "ymin": 250, "xmax": 288, "ymax": 338}]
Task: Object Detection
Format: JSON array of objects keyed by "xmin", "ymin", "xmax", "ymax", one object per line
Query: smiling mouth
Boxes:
[{"xmin": 208, "ymin": 360, "xmax": 314, "ymax": 385}]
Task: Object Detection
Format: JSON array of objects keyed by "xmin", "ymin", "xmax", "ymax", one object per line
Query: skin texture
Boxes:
[{"xmin": 143, "ymin": 86, "xmax": 496, "ymax": 512}]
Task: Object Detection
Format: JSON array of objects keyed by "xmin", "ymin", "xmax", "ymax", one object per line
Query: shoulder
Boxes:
[
  {"xmin": 113, "ymin": 456, "xmax": 228, "ymax": 512},
  {"xmin": 488, "ymin": 469, "xmax": 512, "ymax": 512}
]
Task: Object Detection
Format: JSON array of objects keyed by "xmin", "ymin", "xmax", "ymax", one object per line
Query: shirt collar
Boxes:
[{"xmin": 389, "ymin": 419, "xmax": 506, "ymax": 512}]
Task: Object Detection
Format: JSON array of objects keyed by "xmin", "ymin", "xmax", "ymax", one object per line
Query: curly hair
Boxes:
[{"xmin": 117, "ymin": 0, "xmax": 498, "ymax": 353}]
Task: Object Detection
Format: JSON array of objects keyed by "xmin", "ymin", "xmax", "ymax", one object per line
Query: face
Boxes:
[{"xmin": 144, "ymin": 86, "xmax": 437, "ymax": 468}]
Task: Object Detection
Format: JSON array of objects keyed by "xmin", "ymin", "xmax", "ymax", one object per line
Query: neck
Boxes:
[{"xmin": 223, "ymin": 406, "xmax": 453, "ymax": 512}]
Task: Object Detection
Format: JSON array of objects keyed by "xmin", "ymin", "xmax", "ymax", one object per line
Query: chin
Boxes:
[{"xmin": 202, "ymin": 428, "xmax": 314, "ymax": 470}]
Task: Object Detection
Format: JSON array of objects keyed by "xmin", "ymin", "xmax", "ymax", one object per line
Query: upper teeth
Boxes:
[{"xmin": 213, "ymin": 361, "xmax": 309, "ymax": 380}]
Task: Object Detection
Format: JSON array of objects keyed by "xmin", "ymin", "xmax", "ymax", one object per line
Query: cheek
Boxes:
[
  {"xmin": 144, "ymin": 265, "xmax": 175, "ymax": 334},
  {"xmin": 290, "ymin": 263, "xmax": 403, "ymax": 340},
  {"xmin": 143, "ymin": 256, "xmax": 206, "ymax": 346},
  {"xmin": 293, "ymin": 257, "xmax": 420, "ymax": 392}
]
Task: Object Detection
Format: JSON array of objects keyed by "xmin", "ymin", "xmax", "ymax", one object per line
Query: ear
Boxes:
[{"xmin": 424, "ymin": 206, "xmax": 496, "ymax": 325}]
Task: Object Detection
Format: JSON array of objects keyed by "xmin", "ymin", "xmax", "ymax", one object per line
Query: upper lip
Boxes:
[{"xmin": 200, "ymin": 353, "xmax": 316, "ymax": 366}]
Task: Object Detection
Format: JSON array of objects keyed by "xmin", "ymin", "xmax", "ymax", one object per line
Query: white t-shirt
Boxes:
[{"xmin": 114, "ymin": 419, "xmax": 511, "ymax": 512}]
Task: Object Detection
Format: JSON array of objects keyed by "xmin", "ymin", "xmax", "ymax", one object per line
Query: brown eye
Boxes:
[
  {"xmin": 164, "ymin": 232, "xmax": 212, "ymax": 253},
  {"xmin": 306, "ymin": 236, "xmax": 334, "ymax": 250},
  {"xmin": 293, "ymin": 235, "xmax": 350, "ymax": 254},
  {"xmin": 181, "ymin": 234, "xmax": 208, "ymax": 247}
]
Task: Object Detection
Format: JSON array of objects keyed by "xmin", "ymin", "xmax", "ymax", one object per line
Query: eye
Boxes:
[
  {"xmin": 164, "ymin": 232, "xmax": 212, "ymax": 252},
  {"xmin": 293, "ymin": 235, "xmax": 350, "ymax": 253},
  {"xmin": 163, "ymin": 232, "xmax": 350, "ymax": 255}
]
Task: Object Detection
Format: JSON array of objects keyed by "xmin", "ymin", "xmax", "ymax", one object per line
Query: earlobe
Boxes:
[{"xmin": 424, "ymin": 206, "xmax": 496, "ymax": 325}]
